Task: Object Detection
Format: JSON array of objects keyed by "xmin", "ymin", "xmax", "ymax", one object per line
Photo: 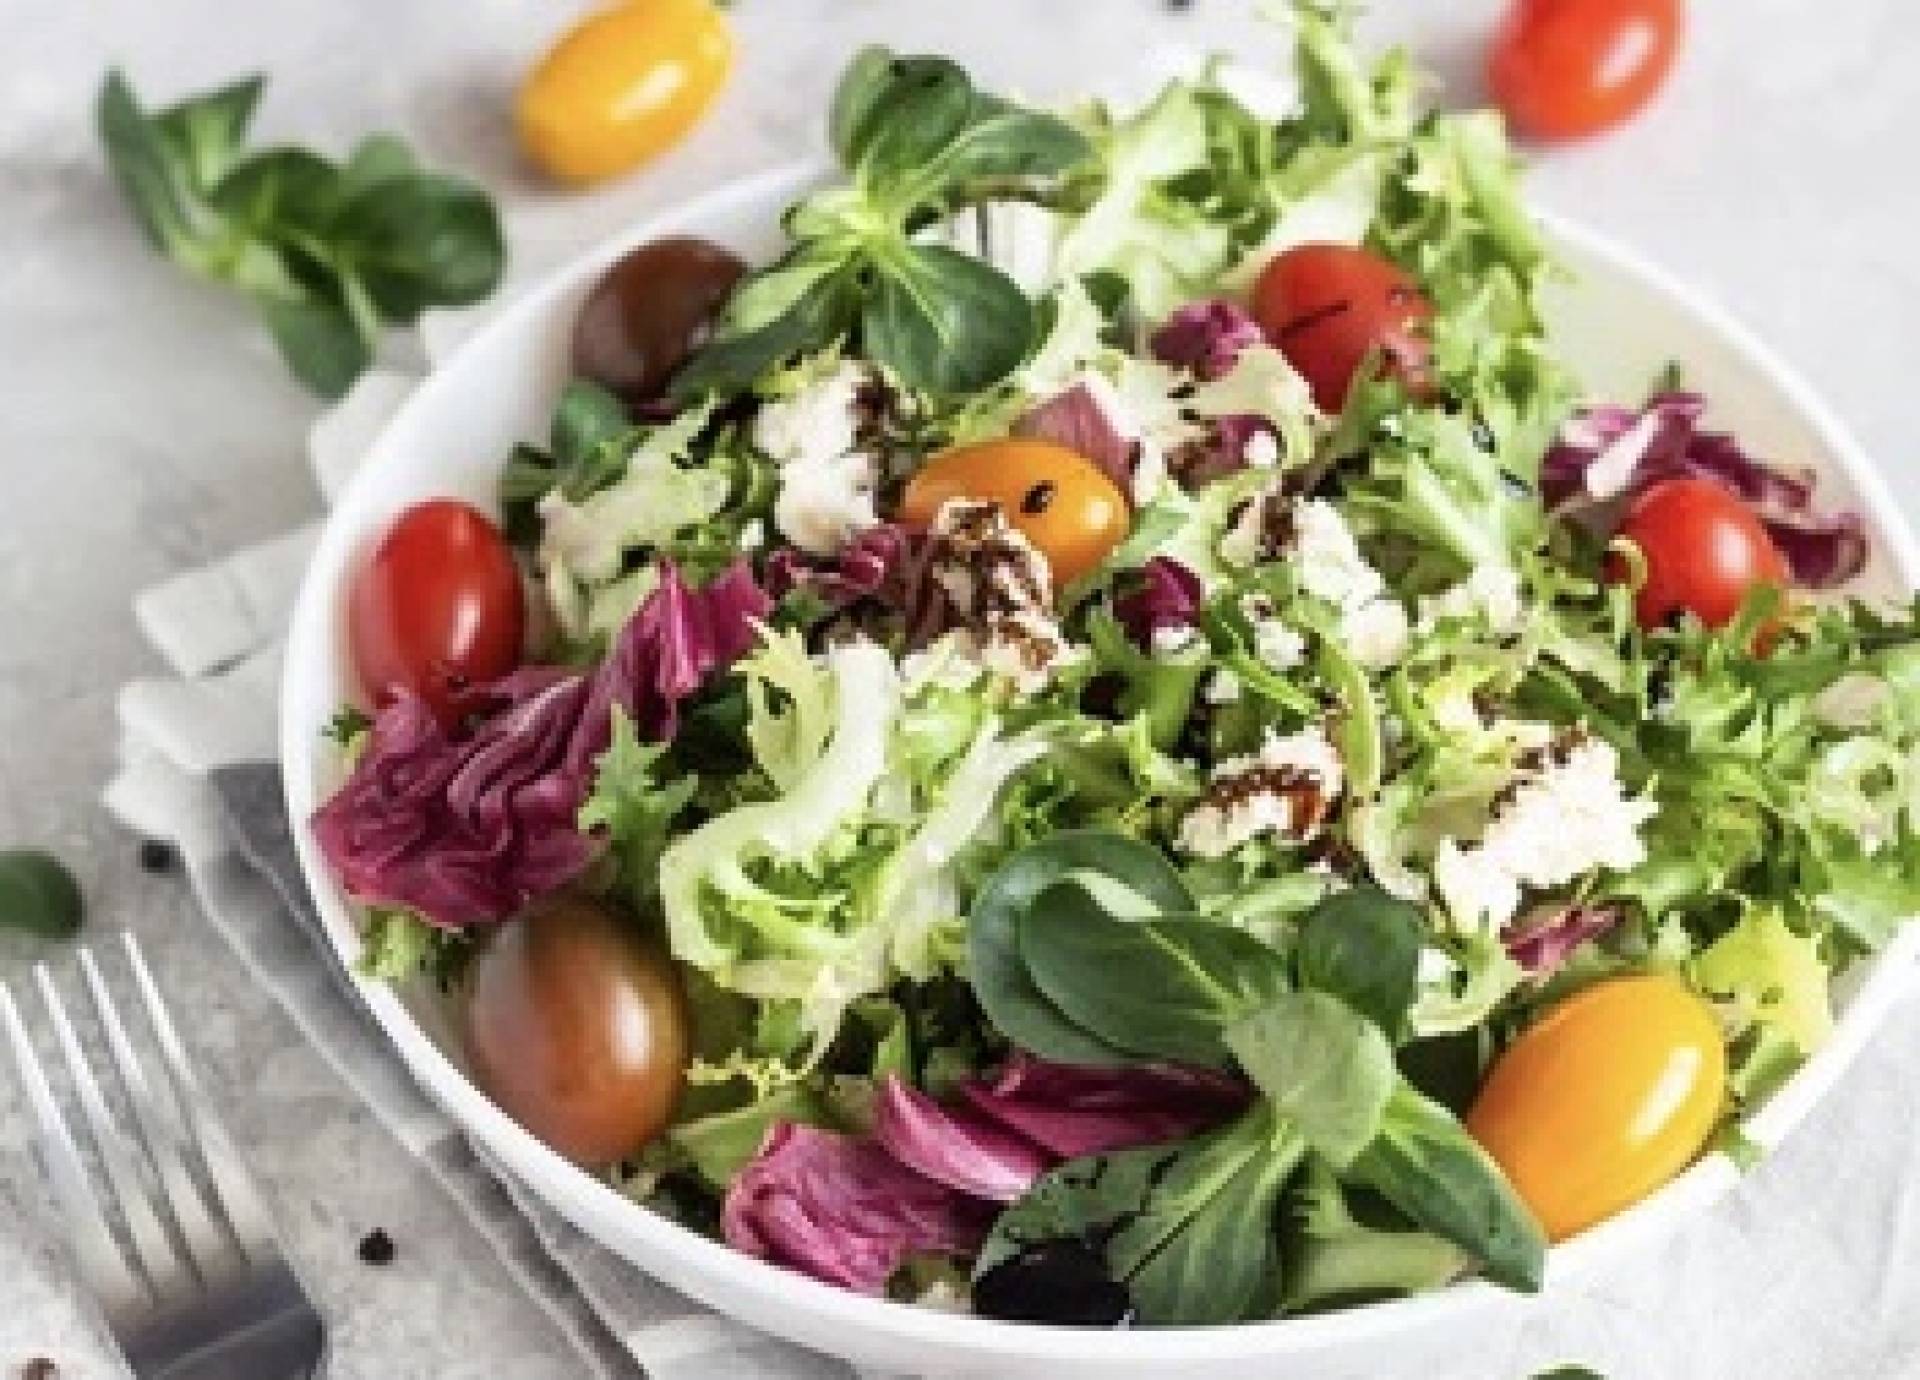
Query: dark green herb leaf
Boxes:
[
  {"xmin": 826, "ymin": 46, "xmax": 899, "ymax": 167},
  {"xmin": 862, "ymin": 243, "xmax": 1035, "ymax": 395},
  {"xmin": 151, "ymin": 76, "xmax": 264, "ymax": 190},
  {"xmin": 0, "ymin": 849, "xmax": 84, "ymax": 940},
  {"xmin": 551, "ymin": 378, "xmax": 632, "ymax": 469},
  {"xmin": 968, "ymin": 831, "xmax": 1192, "ymax": 1064},
  {"xmin": 669, "ymin": 247, "xmax": 859, "ymax": 400},
  {"xmin": 841, "ymin": 54, "xmax": 975, "ymax": 188},
  {"xmin": 97, "ymin": 71, "xmax": 205, "ymax": 259},
  {"xmin": 210, "ymin": 148, "xmax": 341, "ymax": 238},
  {"xmin": 979, "ymin": 1108, "xmax": 1304, "ymax": 1326},
  {"xmin": 1280, "ymin": 1159, "xmax": 1466, "ymax": 1314},
  {"xmin": 330, "ymin": 173, "xmax": 506, "ymax": 321},
  {"xmin": 257, "ymin": 289, "xmax": 372, "ymax": 401},
  {"xmin": 1224, "ymin": 991, "xmax": 1395, "ymax": 1166},
  {"xmin": 334, "ymin": 133, "xmax": 418, "ymax": 201},
  {"xmin": 1346, "ymin": 1083, "xmax": 1546, "ymax": 1292},
  {"xmin": 882, "ymin": 91, "xmax": 1092, "ymax": 213},
  {"xmin": 1019, "ymin": 881, "xmax": 1288, "ymax": 1067},
  {"xmin": 1293, "ymin": 885, "xmax": 1426, "ymax": 1038}
]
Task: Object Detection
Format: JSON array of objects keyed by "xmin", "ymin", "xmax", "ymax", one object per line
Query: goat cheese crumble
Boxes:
[
  {"xmin": 1178, "ymin": 724, "xmax": 1345, "ymax": 858},
  {"xmin": 1433, "ymin": 736, "xmax": 1657, "ymax": 932},
  {"xmin": 752, "ymin": 360, "xmax": 879, "ymax": 557}
]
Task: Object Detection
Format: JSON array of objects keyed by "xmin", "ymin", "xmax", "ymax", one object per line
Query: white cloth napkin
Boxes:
[{"xmin": 102, "ymin": 339, "xmax": 851, "ymax": 1380}]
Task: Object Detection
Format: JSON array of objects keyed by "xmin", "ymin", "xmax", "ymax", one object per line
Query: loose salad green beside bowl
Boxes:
[{"xmin": 307, "ymin": 1, "xmax": 1920, "ymax": 1329}]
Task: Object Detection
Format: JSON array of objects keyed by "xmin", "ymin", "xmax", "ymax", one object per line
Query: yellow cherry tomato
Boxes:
[
  {"xmin": 517, "ymin": 0, "xmax": 733, "ymax": 185},
  {"xmin": 898, "ymin": 440, "xmax": 1131, "ymax": 588},
  {"xmin": 1466, "ymin": 974, "xmax": 1727, "ymax": 1242}
]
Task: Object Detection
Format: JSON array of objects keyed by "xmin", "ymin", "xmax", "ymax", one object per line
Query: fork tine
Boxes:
[
  {"xmin": 0, "ymin": 979, "xmax": 149, "ymax": 1317},
  {"xmin": 79, "ymin": 947, "xmax": 240, "ymax": 1284},
  {"xmin": 121, "ymin": 932, "xmax": 280, "ymax": 1260},
  {"xmin": 32, "ymin": 961, "xmax": 188, "ymax": 1300}
]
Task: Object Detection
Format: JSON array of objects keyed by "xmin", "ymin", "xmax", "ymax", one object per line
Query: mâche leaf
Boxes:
[
  {"xmin": 0, "ymin": 849, "xmax": 84, "ymax": 940},
  {"xmin": 1224, "ymin": 991, "xmax": 1396, "ymax": 1167},
  {"xmin": 97, "ymin": 69, "xmax": 504, "ymax": 399},
  {"xmin": 1292, "ymin": 885, "xmax": 1426, "ymax": 1038},
  {"xmin": 672, "ymin": 47, "xmax": 1091, "ymax": 399},
  {"xmin": 968, "ymin": 831, "xmax": 1194, "ymax": 1064},
  {"xmin": 1018, "ymin": 882, "xmax": 1289, "ymax": 1067}
]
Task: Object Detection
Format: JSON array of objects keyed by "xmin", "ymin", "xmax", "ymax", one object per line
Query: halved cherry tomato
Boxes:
[
  {"xmin": 1467, "ymin": 974, "xmax": 1726, "ymax": 1242},
  {"xmin": 1250, "ymin": 243, "xmax": 1434, "ymax": 413},
  {"xmin": 1612, "ymin": 477, "xmax": 1789, "ymax": 631},
  {"xmin": 517, "ymin": 0, "xmax": 734, "ymax": 185},
  {"xmin": 1488, "ymin": 0, "xmax": 1684, "ymax": 142},
  {"xmin": 348, "ymin": 499, "xmax": 525, "ymax": 723},
  {"xmin": 898, "ymin": 440, "xmax": 1130, "ymax": 588},
  {"xmin": 463, "ymin": 895, "xmax": 689, "ymax": 1167}
]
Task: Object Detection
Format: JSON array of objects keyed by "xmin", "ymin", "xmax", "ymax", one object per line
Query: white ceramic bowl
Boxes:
[{"xmin": 281, "ymin": 163, "xmax": 1920, "ymax": 1378}]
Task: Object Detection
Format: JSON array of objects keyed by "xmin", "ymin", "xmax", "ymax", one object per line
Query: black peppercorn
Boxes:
[
  {"xmin": 137, "ymin": 839, "xmax": 176, "ymax": 874},
  {"xmin": 357, "ymin": 1228, "xmax": 396, "ymax": 1266}
]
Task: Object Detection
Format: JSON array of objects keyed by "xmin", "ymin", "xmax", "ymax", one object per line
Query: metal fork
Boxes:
[{"xmin": 2, "ymin": 932, "xmax": 326, "ymax": 1379}]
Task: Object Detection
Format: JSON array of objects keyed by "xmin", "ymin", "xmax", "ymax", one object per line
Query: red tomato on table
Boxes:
[
  {"xmin": 1250, "ymin": 243, "xmax": 1434, "ymax": 413},
  {"xmin": 1612, "ymin": 477, "xmax": 1788, "ymax": 631},
  {"xmin": 1488, "ymin": 0, "xmax": 1684, "ymax": 142},
  {"xmin": 348, "ymin": 499, "xmax": 525, "ymax": 722}
]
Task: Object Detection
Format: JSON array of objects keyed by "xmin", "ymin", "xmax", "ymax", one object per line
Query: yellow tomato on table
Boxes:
[
  {"xmin": 517, "ymin": 0, "xmax": 733, "ymax": 184},
  {"xmin": 898, "ymin": 439, "xmax": 1130, "ymax": 588},
  {"xmin": 1466, "ymin": 974, "xmax": 1727, "ymax": 1242}
]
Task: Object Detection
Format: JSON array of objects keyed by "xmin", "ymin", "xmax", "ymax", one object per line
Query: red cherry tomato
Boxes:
[
  {"xmin": 1488, "ymin": 0, "xmax": 1684, "ymax": 142},
  {"xmin": 1612, "ymin": 478, "xmax": 1788, "ymax": 631},
  {"xmin": 349, "ymin": 499, "xmax": 525, "ymax": 721},
  {"xmin": 1250, "ymin": 243, "xmax": 1434, "ymax": 413}
]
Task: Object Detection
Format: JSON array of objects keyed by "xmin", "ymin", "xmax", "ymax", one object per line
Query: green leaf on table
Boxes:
[
  {"xmin": 1292, "ymin": 885, "xmax": 1426, "ymax": 1038},
  {"xmin": 967, "ymin": 831, "xmax": 1192, "ymax": 1064},
  {"xmin": 96, "ymin": 69, "xmax": 504, "ymax": 399},
  {"xmin": 0, "ymin": 849, "xmax": 84, "ymax": 940},
  {"xmin": 1224, "ymin": 990, "xmax": 1395, "ymax": 1167},
  {"xmin": 1346, "ymin": 1083, "xmax": 1546, "ymax": 1292},
  {"xmin": 1019, "ymin": 881, "xmax": 1289, "ymax": 1068}
]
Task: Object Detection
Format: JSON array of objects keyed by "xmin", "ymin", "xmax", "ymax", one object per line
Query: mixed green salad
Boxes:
[{"xmin": 312, "ymin": 3, "xmax": 1920, "ymax": 1327}]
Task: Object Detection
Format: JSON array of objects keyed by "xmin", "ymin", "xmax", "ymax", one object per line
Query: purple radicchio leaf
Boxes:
[
  {"xmin": 1013, "ymin": 380, "xmax": 1140, "ymax": 494},
  {"xmin": 1150, "ymin": 299, "xmax": 1264, "ymax": 381},
  {"xmin": 1504, "ymin": 904, "xmax": 1620, "ymax": 977},
  {"xmin": 720, "ymin": 1123, "xmax": 994, "ymax": 1294},
  {"xmin": 956, "ymin": 1054, "xmax": 1251, "ymax": 1160},
  {"xmin": 871, "ymin": 1076, "xmax": 1053, "ymax": 1203},
  {"xmin": 1112, "ymin": 557, "xmax": 1203, "ymax": 649},
  {"xmin": 1543, "ymin": 392, "xmax": 1868, "ymax": 588},
  {"xmin": 764, "ymin": 522, "xmax": 917, "ymax": 609},
  {"xmin": 311, "ymin": 559, "xmax": 768, "ymax": 927}
]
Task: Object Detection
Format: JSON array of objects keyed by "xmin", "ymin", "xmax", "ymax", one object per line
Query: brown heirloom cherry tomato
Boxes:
[
  {"xmin": 462, "ymin": 896, "xmax": 690, "ymax": 1167},
  {"xmin": 348, "ymin": 500, "xmax": 525, "ymax": 724},
  {"xmin": 1250, "ymin": 243, "xmax": 1434, "ymax": 413},
  {"xmin": 1467, "ymin": 974, "xmax": 1726, "ymax": 1242},
  {"xmin": 573, "ymin": 236, "xmax": 746, "ymax": 405},
  {"xmin": 898, "ymin": 439, "xmax": 1130, "ymax": 588},
  {"xmin": 517, "ymin": 0, "xmax": 734, "ymax": 185},
  {"xmin": 1612, "ymin": 477, "xmax": 1789, "ymax": 631},
  {"xmin": 1488, "ymin": 0, "xmax": 1684, "ymax": 142}
]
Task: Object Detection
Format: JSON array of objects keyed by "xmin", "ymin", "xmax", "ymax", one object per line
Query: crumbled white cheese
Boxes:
[
  {"xmin": 1293, "ymin": 498, "xmax": 1385, "ymax": 610},
  {"xmin": 1151, "ymin": 623, "xmax": 1200, "ymax": 657},
  {"xmin": 1178, "ymin": 724, "xmax": 1346, "ymax": 858},
  {"xmin": 1252, "ymin": 617, "xmax": 1306, "ymax": 672},
  {"xmin": 1243, "ymin": 429, "xmax": 1281, "ymax": 469},
  {"xmin": 1218, "ymin": 496, "xmax": 1269, "ymax": 570},
  {"xmin": 900, "ymin": 633, "xmax": 987, "ymax": 694},
  {"xmin": 1421, "ymin": 565, "xmax": 1526, "ymax": 636},
  {"xmin": 962, "ymin": 611, "xmax": 1076, "ymax": 696},
  {"xmin": 737, "ymin": 518, "xmax": 766, "ymax": 552},
  {"xmin": 773, "ymin": 448, "xmax": 878, "ymax": 558},
  {"xmin": 1204, "ymin": 667, "xmax": 1242, "ymax": 704},
  {"xmin": 1342, "ymin": 598, "xmax": 1411, "ymax": 670},
  {"xmin": 1434, "ymin": 737, "xmax": 1657, "ymax": 932},
  {"xmin": 752, "ymin": 361, "xmax": 880, "ymax": 557},
  {"xmin": 752, "ymin": 360, "xmax": 866, "ymax": 468}
]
